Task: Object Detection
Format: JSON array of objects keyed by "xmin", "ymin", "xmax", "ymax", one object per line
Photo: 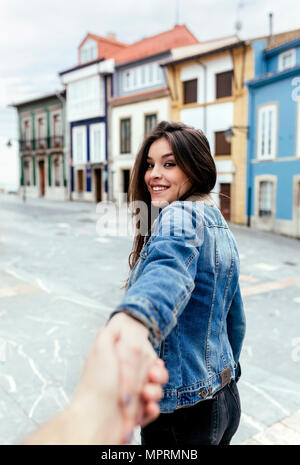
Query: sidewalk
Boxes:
[{"xmin": 242, "ymin": 410, "xmax": 300, "ymax": 445}]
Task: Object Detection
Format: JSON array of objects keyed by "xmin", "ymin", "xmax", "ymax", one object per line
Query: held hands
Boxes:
[
  {"xmin": 71, "ymin": 315, "xmax": 167, "ymax": 444},
  {"xmin": 106, "ymin": 312, "xmax": 167, "ymax": 442}
]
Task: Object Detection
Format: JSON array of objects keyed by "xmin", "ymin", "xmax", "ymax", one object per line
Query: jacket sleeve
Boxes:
[
  {"xmin": 110, "ymin": 202, "xmax": 202, "ymax": 348},
  {"xmin": 226, "ymin": 283, "xmax": 246, "ymax": 381}
]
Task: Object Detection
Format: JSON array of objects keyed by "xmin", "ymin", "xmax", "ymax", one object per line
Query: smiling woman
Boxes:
[{"xmin": 107, "ymin": 121, "xmax": 246, "ymax": 446}]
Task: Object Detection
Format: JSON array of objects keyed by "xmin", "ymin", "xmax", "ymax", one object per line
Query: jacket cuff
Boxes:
[{"xmin": 109, "ymin": 305, "xmax": 165, "ymax": 348}]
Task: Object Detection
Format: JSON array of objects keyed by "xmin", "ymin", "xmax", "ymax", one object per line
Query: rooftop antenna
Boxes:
[{"xmin": 235, "ymin": 0, "xmax": 244, "ymax": 37}]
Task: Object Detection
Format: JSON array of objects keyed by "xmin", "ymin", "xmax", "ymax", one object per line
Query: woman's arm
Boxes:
[{"xmin": 109, "ymin": 202, "xmax": 201, "ymax": 348}]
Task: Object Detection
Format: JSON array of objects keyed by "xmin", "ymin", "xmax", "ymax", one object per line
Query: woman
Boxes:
[{"xmin": 107, "ymin": 121, "xmax": 246, "ymax": 445}]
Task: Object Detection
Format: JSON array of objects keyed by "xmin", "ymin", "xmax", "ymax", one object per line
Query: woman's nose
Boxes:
[{"xmin": 150, "ymin": 164, "xmax": 162, "ymax": 178}]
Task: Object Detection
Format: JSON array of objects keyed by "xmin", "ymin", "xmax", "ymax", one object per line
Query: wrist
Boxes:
[{"xmin": 110, "ymin": 311, "xmax": 150, "ymax": 338}]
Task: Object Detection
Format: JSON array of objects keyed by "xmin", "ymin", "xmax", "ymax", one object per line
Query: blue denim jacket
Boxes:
[{"xmin": 111, "ymin": 195, "xmax": 246, "ymax": 413}]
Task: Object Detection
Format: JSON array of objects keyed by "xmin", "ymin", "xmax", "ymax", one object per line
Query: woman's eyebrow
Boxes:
[{"xmin": 147, "ymin": 153, "xmax": 174, "ymax": 160}]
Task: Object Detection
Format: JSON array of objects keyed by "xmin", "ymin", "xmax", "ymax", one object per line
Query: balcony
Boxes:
[{"xmin": 19, "ymin": 136, "xmax": 64, "ymax": 152}]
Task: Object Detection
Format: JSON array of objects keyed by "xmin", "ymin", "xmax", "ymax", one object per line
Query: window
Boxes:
[
  {"xmin": 53, "ymin": 114, "xmax": 62, "ymax": 136},
  {"xmin": 257, "ymin": 104, "xmax": 277, "ymax": 159},
  {"xmin": 145, "ymin": 114, "xmax": 157, "ymax": 136},
  {"xmin": 24, "ymin": 160, "xmax": 31, "ymax": 186},
  {"xmin": 214, "ymin": 131, "xmax": 231, "ymax": 156},
  {"xmin": 37, "ymin": 117, "xmax": 47, "ymax": 149},
  {"xmin": 259, "ymin": 181, "xmax": 273, "ymax": 217},
  {"xmin": 54, "ymin": 158, "xmax": 61, "ymax": 187},
  {"xmin": 120, "ymin": 118, "xmax": 131, "ymax": 154},
  {"xmin": 216, "ymin": 70, "xmax": 233, "ymax": 99},
  {"xmin": 73, "ymin": 126, "xmax": 87, "ymax": 164},
  {"xmin": 90, "ymin": 123, "xmax": 105, "ymax": 163},
  {"xmin": 122, "ymin": 62, "xmax": 164, "ymax": 92},
  {"xmin": 183, "ymin": 79, "xmax": 198, "ymax": 104},
  {"xmin": 68, "ymin": 76, "xmax": 100, "ymax": 119},
  {"xmin": 278, "ymin": 49, "xmax": 296, "ymax": 71},
  {"xmin": 81, "ymin": 39, "xmax": 98, "ymax": 64}
]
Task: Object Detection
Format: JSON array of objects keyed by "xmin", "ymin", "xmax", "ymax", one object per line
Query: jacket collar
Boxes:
[{"xmin": 185, "ymin": 193, "xmax": 215, "ymax": 206}]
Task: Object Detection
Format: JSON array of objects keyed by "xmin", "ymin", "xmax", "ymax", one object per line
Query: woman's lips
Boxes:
[{"xmin": 150, "ymin": 186, "xmax": 170, "ymax": 194}]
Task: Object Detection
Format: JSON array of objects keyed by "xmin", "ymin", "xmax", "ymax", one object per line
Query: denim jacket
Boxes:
[{"xmin": 111, "ymin": 194, "xmax": 246, "ymax": 413}]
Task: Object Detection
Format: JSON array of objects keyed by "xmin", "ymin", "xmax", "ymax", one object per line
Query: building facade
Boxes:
[
  {"xmin": 246, "ymin": 29, "xmax": 300, "ymax": 238},
  {"xmin": 59, "ymin": 33, "xmax": 127, "ymax": 202},
  {"xmin": 13, "ymin": 91, "xmax": 67, "ymax": 200},
  {"xmin": 163, "ymin": 36, "xmax": 254, "ymax": 224},
  {"xmin": 109, "ymin": 25, "xmax": 199, "ymax": 202}
]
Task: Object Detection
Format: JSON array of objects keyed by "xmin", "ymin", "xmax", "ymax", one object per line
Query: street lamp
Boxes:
[
  {"xmin": 224, "ymin": 126, "xmax": 248, "ymax": 144},
  {"xmin": 6, "ymin": 138, "xmax": 26, "ymax": 202}
]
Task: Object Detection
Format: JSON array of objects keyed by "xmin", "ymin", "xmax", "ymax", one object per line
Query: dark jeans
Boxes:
[{"xmin": 141, "ymin": 380, "xmax": 241, "ymax": 446}]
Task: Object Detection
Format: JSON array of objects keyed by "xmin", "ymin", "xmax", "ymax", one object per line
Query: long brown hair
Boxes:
[{"xmin": 125, "ymin": 120, "xmax": 216, "ymax": 285}]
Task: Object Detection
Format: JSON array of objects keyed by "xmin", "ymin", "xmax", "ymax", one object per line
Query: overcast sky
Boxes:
[{"xmin": 0, "ymin": 0, "xmax": 299, "ymax": 138}]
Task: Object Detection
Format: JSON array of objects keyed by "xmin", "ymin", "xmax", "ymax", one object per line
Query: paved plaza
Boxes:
[{"xmin": 0, "ymin": 194, "xmax": 300, "ymax": 445}]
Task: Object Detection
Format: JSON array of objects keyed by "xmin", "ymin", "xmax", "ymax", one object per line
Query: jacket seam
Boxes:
[{"xmin": 205, "ymin": 227, "xmax": 219, "ymax": 376}]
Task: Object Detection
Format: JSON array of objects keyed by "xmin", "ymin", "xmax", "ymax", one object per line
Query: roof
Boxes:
[
  {"xmin": 79, "ymin": 33, "xmax": 128, "ymax": 62},
  {"xmin": 265, "ymin": 27, "xmax": 300, "ymax": 50},
  {"xmin": 161, "ymin": 35, "xmax": 246, "ymax": 66},
  {"xmin": 167, "ymin": 34, "xmax": 240, "ymax": 63},
  {"xmin": 114, "ymin": 25, "xmax": 199, "ymax": 66},
  {"xmin": 10, "ymin": 90, "xmax": 66, "ymax": 108}
]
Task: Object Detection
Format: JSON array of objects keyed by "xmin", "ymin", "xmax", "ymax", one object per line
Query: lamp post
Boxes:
[{"xmin": 6, "ymin": 138, "xmax": 26, "ymax": 202}]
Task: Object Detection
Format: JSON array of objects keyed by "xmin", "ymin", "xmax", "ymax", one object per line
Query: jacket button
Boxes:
[{"xmin": 199, "ymin": 390, "xmax": 206, "ymax": 398}]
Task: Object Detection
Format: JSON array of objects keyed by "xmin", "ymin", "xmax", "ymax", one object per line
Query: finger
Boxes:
[
  {"xmin": 147, "ymin": 364, "xmax": 169, "ymax": 385},
  {"xmin": 140, "ymin": 383, "xmax": 163, "ymax": 402},
  {"xmin": 140, "ymin": 401, "xmax": 160, "ymax": 427}
]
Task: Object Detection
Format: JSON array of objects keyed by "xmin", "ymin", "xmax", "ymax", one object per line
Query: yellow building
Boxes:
[{"xmin": 163, "ymin": 35, "xmax": 254, "ymax": 224}]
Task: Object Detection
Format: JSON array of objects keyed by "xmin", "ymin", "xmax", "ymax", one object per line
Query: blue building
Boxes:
[{"xmin": 246, "ymin": 29, "xmax": 300, "ymax": 238}]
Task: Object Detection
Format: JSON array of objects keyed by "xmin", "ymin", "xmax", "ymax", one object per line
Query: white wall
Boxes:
[
  {"xmin": 67, "ymin": 75, "xmax": 105, "ymax": 122},
  {"xmin": 111, "ymin": 96, "xmax": 169, "ymax": 200},
  {"xmin": 0, "ymin": 137, "xmax": 19, "ymax": 192},
  {"xmin": 180, "ymin": 54, "xmax": 233, "ymax": 103}
]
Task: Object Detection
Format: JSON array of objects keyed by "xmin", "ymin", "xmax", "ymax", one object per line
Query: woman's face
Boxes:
[{"xmin": 144, "ymin": 138, "xmax": 192, "ymax": 207}]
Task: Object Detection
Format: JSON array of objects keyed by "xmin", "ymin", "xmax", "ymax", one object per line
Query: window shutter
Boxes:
[
  {"xmin": 216, "ymin": 71, "xmax": 233, "ymax": 99},
  {"xmin": 215, "ymin": 131, "xmax": 231, "ymax": 155},
  {"xmin": 183, "ymin": 79, "xmax": 198, "ymax": 104}
]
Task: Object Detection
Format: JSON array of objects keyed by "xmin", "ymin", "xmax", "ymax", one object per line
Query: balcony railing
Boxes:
[{"xmin": 19, "ymin": 136, "xmax": 64, "ymax": 152}]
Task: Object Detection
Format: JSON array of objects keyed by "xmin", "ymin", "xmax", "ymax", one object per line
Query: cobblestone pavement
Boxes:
[{"xmin": 0, "ymin": 194, "xmax": 300, "ymax": 445}]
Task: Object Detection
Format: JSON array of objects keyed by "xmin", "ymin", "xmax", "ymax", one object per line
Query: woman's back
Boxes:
[{"xmin": 114, "ymin": 197, "xmax": 245, "ymax": 412}]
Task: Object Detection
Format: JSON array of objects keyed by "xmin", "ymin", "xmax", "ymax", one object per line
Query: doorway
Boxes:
[
  {"xmin": 38, "ymin": 160, "xmax": 45, "ymax": 197},
  {"xmin": 77, "ymin": 170, "xmax": 84, "ymax": 193},
  {"xmin": 219, "ymin": 183, "xmax": 231, "ymax": 221},
  {"xmin": 122, "ymin": 169, "xmax": 130, "ymax": 195},
  {"xmin": 95, "ymin": 169, "xmax": 102, "ymax": 202}
]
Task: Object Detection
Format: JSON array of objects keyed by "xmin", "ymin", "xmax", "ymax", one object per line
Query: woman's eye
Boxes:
[{"xmin": 165, "ymin": 162, "xmax": 176, "ymax": 167}]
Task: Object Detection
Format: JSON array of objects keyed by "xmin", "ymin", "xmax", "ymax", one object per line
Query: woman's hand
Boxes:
[{"xmin": 107, "ymin": 312, "xmax": 164, "ymax": 438}]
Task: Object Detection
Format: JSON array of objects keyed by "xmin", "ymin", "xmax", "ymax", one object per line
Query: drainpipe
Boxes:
[
  {"xmin": 55, "ymin": 90, "xmax": 70, "ymax": 200},
  {"xmin": 197, "ymin": 60, "xmax": 207, "ymax": 133}
]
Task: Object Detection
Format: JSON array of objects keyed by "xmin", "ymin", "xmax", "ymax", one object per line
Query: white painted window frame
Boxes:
[
  {"xmin": 254, "ymin": 174, "xmax": 277, "ymax": 219},
  {"xmin": 90, "ymin": 123, "xmax": 105, "ymax": 163},
  {"xmin": 257, "ymin": 103, "xmax": 278, "ymax": 160},
  {"xmin": 81, "ymin": 39, "xmax": 98, "ymax": 64},
  {"xmin": 72, "ymin": 126, "xmax": 87, "ymax": 165},
  {"xmin": 122, "ymin": 62, "xmax": 164, "ymax": 92},
  {"xmin": 278, "ymin": 48, "xmax": 296, "ymax": 71}
]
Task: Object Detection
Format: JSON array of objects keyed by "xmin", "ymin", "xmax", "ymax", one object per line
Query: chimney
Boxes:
[
  {"xmin": 106, "ymin": 32, "xmax": 117, "ymax": 41},
  {"xmin": 269, "ymin": 12, "xmax": 274, "ymax": 47}
]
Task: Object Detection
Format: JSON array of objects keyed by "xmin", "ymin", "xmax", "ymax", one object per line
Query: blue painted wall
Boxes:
[{"xmin": 246, "ymin": 36, "xmax": 300, "ymax": 223}]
